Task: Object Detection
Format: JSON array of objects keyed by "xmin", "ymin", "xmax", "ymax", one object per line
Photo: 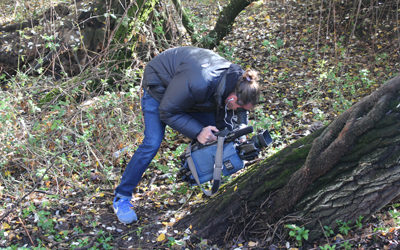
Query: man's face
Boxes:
[{"xmin": 225, "ymin": 93, "xmax": 254, "ymax": 111}]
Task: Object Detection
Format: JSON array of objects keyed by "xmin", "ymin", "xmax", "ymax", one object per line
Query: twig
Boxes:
[
  {"xmin": 350, "ymin": 0, "xmax": 362, "ymax": 39},
  {"xmin": 397, "ymin": 0, "xmax": 400, "ymax": 47},
  {"xmin": 234, "ymin": 193, "xmax": 273, "ymax": 243},
  {"xmin": 0, "ymin": 150, "xmax": 71, "ymax": 223},
  {"xmin": 19, "ymin": 217, "xmax": 35, "ymax": 247},
  {"xmin": 316, "ymin": 0, "xmax": 323, "ymax": 50},
  {"xmin": 103, "ymin": 1, "xmax": 135, "ymax": 56},
  {"xmin": 178, "ymin": 189, "xmax": 195, "ymax": 211},
  {"xmin": 318, "ymin": 218, "xmax": 331, "ymax": 245}
]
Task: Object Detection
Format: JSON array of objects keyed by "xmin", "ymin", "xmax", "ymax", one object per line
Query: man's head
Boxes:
[
  {"xmin": 225, "ymin": 93, "xmax": 254, "ymax": 110},
  {"xmin": 225, "ymin": 69, "xmax": 260, "ymax": 111}
]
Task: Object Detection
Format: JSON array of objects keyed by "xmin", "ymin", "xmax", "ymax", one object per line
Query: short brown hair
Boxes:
[{"xmin": 235, "ymin": 69, "xmax": 260, "ymax": 106}]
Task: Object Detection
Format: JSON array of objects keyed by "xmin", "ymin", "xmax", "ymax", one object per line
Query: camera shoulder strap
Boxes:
[
  {"xmin": 185, "ymin": 135, "xmax": 226, "ymax": 196},
  {"xmin": 211, "ymin": 135, "xmax": 225, "ymax": 194}
]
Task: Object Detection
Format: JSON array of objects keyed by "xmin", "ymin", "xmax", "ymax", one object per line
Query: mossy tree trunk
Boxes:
[
  {"xmin": 176, "ymin": 76, "xmax": 400, "ymax": 244},
  {"xmin": 172, "ymin": 0, "xmax": 256, "ymax": 49},
  {"xmin": 171, "ymin": 0, "xmax": 195, "ymax": 38},
  {"xmin": 200, "ymin": 0, "xmax": 256, "ymax": 49}
]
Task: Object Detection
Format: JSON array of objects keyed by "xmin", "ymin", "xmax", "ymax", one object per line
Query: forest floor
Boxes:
[{"xmin": 1, "ymin": 0, "xmax": 400, "ymax": 249}]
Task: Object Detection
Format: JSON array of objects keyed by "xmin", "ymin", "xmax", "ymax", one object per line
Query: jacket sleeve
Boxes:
[{"xmin": 158, "ymin": 71, "xmax": 207, "ymax": 139}]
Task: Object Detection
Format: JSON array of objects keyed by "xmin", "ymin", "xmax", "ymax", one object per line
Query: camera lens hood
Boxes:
[{"xmin": 259, "ymin": 130, "xmax": 273, "ymax": 147}]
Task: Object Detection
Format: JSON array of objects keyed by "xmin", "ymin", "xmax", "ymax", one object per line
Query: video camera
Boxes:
[
  {"xmin": 214, "ymin": 125, "xmax": 272, "ymax": 160},
  {"xmin": 178, "ymin": 125, "xmax": 272, "ymax": 185}
]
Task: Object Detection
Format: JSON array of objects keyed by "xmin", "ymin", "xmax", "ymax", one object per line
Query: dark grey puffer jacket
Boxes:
[{"xmin": 142, "ymin": 46, "xmax": 244, "ymax": 139}]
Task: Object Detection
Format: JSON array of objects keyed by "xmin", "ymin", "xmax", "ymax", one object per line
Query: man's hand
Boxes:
[{"xmin": 197, "ymin": 126, "xmax": 219, "ymax": 145}]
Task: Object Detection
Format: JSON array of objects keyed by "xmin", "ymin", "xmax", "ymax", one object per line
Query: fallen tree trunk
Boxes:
[
  {"xmin": 0, "ymin": 3, "xmax": 70, "ymax": 33},
  {"xmin": 0, "ymin": 2, "xmax": 101, "ymax": 78},
  {"xmin": 176, "ymin": 75, "xmax": 400, "ymax": 244},
  {"xmin": 0, "ymin": 0, "xmax": 162, "ymax": 79}
]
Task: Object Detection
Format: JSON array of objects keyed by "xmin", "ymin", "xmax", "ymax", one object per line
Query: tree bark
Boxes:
[
  {"xmin": 171, "ymin": 0, "xmax": 195, "ymax": 37},
  {"xmin": 176, "ymin": 76, "xmax": 400, "ymax": 244},
  {"xmin": 200, "ymin": 0, "xmax": 256, "ymax": 49},
  {"xmin": 172, "ymin": 0, "xmax": 255, "ymax": 49}
]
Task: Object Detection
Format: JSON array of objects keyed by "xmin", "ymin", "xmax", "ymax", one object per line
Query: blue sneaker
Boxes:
[{"xmin": 113, "ymin": 197, "xmax": 138, "ymax": 224}]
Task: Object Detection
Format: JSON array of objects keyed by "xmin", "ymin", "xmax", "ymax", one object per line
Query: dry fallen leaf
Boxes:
[
  {"xmin": 248, "ymin": 241, "xmax": 258, "ymax": 247},
  {"xmin": 156, "ymin": 233, "xmax": 166, "ymax": 242}
]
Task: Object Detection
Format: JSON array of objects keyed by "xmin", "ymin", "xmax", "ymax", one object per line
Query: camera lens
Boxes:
[{"xmin": 251, "ymin": 130, "xmax": 272, "ymax": 149}]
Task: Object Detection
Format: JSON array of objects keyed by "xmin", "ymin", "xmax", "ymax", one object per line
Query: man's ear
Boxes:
[{"xmin": 226, "ymin": 93, "xmax": 237, "ymax": 103}]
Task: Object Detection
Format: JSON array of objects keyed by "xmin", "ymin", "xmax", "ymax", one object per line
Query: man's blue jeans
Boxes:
[{"xmin": 115, "ymin": 90, "xmax": 215, "ymax": 198}]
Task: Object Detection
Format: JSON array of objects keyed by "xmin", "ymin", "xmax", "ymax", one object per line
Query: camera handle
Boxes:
[{"xmin": 214, "ymin": 126, "xmax": 253, "ymax": 142}]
